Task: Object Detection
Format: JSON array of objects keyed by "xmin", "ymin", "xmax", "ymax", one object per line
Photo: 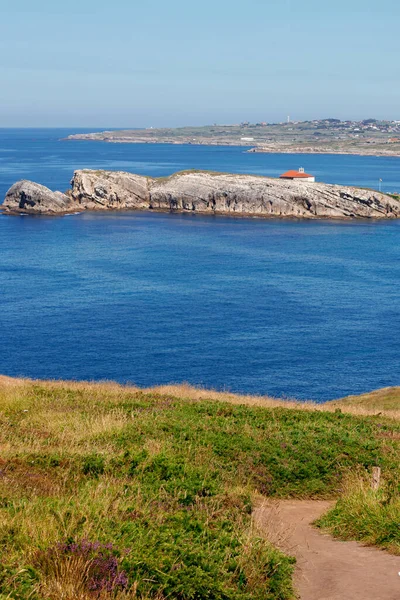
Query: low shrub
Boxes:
[{"xmin": 82, "ymin": 455, "xmax": 105, "ymax": 477}]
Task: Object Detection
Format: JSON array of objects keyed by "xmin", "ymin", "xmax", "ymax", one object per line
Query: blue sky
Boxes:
[{"xmin": 1, "ymin": 0, "xmax": 399, "ymax": 127}]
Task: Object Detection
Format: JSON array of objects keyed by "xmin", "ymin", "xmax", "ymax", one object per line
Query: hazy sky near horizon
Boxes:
[{"xmin": 1, "ymin": 0, "xmax": 399, "ymax": 127}]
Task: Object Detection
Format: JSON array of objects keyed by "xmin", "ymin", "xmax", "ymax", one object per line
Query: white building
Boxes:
[{"xmin": 279, "ymin": 167, "xmax": 315, "ymax": 183}]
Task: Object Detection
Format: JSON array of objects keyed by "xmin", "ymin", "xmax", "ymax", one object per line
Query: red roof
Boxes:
[{"xmin": 280, "ymin": 170, "xmax": 314, "ymax": 179}]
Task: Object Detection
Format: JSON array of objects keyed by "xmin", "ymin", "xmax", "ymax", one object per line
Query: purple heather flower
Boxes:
[{"xmin": 52, "ymin": 539, "xmax": 128, "ymax": 592}]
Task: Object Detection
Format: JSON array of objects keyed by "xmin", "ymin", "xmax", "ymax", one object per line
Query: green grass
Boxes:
[
  {"xmin": 0, "ymin": 379, "xmax": 399, "ymax": 599},
  {"xmin": 316, "ymin": 472, "xmax": 400, "ymax": 554}
]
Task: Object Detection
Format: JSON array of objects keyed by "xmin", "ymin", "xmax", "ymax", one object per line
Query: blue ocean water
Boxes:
[{"xmin": 0, "ymin": 129, "xmax": 399, "ymax": 400}]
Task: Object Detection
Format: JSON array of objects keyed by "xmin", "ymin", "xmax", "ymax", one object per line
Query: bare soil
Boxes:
[{"xmin": 253, "ymin": 500, "xmax": 400, "ymax": 600}]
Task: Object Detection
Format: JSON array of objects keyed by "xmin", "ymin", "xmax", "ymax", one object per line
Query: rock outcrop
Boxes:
[
  {"xmin": 2, "ymin": 180, "xmax": 74, "ymax": 215},
  {"xmin": 148, "ymin": 172, "xmax": 400, "ymax": 219},
  {"xmin": 69, "ymin": 170, "xmax": 150, "ymax": 210},
  {"xmin": 2, "ymin": 170, "xmax": 400, "ymax": 220}
]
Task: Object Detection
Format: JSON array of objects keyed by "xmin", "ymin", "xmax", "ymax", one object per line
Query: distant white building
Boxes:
[{"xmin": 280, "ymin": 167, "xmax": 315, "ymax": 183}]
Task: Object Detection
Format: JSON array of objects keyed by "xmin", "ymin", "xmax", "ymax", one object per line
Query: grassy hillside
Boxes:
[
  {"xmin": 0, "ymin": 378, "xmax": 399, "ymax": 599},
  {"xmin": 332, "ymin": 386, "xmax": 400, "ymax": 412},
  {"xmin": 139, "ymin": 383, "xmax": 400, "ymax": 420}
]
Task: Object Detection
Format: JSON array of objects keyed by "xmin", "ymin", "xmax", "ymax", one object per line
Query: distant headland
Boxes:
[
  {"xmin": 66, "ymin": 119, "xmax": 400, "ymax": 157},
  {"xmin": 2, "ymin": 169, "xmax": 400, "ymax": 219}
]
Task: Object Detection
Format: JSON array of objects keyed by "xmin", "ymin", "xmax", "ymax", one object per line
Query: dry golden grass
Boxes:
[
  {"xmin": 35, "ymin": 552, "xmax": 95, "ymax": 600},
  {"xmin": 332, "ymin": 386, "xmax": 400, "ymax": 412},
  {"xmin": 1, "ymin": 376, "xmax": 399, "ymax": 420},
  {"xmin": 146, "ymin": 383, "xmax": 400, "ymax": 419}
]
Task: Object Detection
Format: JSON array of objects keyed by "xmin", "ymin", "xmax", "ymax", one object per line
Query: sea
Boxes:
[{"xmin": 0, "ymin": 128, "xmax": 399, "ymax": 401}]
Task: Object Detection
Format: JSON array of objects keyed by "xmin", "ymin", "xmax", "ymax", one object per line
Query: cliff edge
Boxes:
[{"xmin": 2, "ymin": 169, "xmax": 400, "ymax": 219}]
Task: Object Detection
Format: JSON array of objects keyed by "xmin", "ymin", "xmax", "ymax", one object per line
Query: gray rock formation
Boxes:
[
  {"xmin": 2, "ymin": 169, "xmax": 400, "ymax": 219},
  {"xmin": 70, "ymin": 170, "xmax": 150, "ymax": 210},
  {"xmin": 71, "ymin": 169, "xmax": 400, "ymax": 219},
  {"xmin": 151, "ymin": 172, "xmax": 400, "ymax": 218},
  {"xmin": 2, "ymin": 180, "xmax": 74, "ymax": 215}
]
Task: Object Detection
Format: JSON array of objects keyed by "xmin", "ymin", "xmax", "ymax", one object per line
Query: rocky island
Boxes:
[{"xmin": 2, "ymin": 169, "xmax": 400, "ymax": 219}]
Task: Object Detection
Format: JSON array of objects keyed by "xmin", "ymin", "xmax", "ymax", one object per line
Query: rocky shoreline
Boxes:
[
  {"xmin": 66, "ymin": 134, "xmax": 400, "ymax": 158},
  {"xmin": 2, "ymin": 169, "xmax": 400, "ymax": 220},
  {"xmin": 246, "ymin": 145, "xmax": 400, "ymax": 157},
  {"xmin": 66, "ymin": 130, "xmax": 400, "ymax": 158}
]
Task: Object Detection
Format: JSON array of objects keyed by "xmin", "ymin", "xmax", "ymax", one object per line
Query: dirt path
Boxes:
[{"xmin": 253, "ymin": 500, "xmax": 400, "ymax": 600}]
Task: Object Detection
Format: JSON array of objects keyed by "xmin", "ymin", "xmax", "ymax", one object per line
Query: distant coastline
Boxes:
[
  {"xmin": 246, "ymin": 146, "xmax": 400, "ymax": 158},
  {"xmin": 65, "ymin": 119, "xmax": 400, "ymax": 158}
]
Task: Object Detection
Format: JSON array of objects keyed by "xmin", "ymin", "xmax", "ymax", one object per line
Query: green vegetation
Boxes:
[
  {"xmin": 0, "ymin": 378, "xmax": 399, "ymax": 599},
  {"xmin": 317, "ymin": 472, "xmax": 400, "ymax": 554}
]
